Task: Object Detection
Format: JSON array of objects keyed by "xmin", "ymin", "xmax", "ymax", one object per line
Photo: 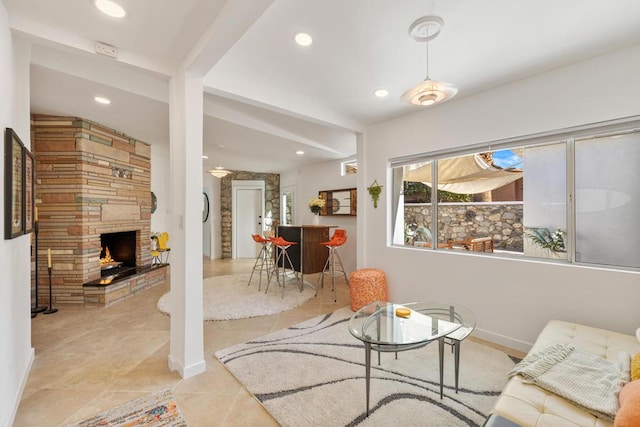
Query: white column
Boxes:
[{"xmin": 167, "ymin": 71, "xmax": 205, "ymax": 378}]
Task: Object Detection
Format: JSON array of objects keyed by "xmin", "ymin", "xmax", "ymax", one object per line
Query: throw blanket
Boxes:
[{"xmin": 509, "ymin": 344, "xmax": 630, "ymax": 421}]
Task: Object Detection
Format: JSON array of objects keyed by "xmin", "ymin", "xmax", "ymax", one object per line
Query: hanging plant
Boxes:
[{"xmin": 367, "ymin": 180, "xmax": 383, "ymax": 208}]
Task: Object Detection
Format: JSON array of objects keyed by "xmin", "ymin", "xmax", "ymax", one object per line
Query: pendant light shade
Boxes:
[
  {"xmin": 401, "ymin": 80, "xmax": 458, "ymax": 106},
  {"xmin": 208, "ymin": 166, "xmax": 231, "ymax": 178},
  {"xmin": 402, "ymin": 16, "xmax": 457, "ymax": 107}
]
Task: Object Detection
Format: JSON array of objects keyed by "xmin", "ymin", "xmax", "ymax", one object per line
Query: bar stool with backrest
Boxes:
[
  {"xmin": 266, "ymin": 236, "xmax": 299, "ymax": 298},
  {"xmin": 247, "ymin": 234, "xmax": 274, "ymax": 291},
  {"xmin": 319, "ymin": 229, "xmax": 349, "ymax": 302}
]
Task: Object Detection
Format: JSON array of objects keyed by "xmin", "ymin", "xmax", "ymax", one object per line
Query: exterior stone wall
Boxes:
[
  {"xmin": 32, "ymin": 114, "xmax": 152, "ymax": 304},
  {"xmin": 404, "ymin": 202, "xmax": 523, "ymax": 251},
  {"xmin": 220, "ymin": 171, "xmax": 280, "ymax": 259}
]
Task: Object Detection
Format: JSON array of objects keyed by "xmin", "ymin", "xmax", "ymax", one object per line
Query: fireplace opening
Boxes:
[{"xmin": 100, "ymin": 230, "xmax": 137, "ymax": 279}]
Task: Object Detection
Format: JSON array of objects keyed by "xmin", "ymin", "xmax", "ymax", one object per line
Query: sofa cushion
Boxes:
[{"xmin": 614, "ymin": 380, "xmax": 640, "ymax": 427}]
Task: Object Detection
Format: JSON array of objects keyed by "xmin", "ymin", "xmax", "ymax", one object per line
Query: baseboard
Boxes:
[
  {"xmin": 7, "ymin": 347, "xmax": 35, "ymax": 427},
  {"xmin": 473, "ymin": 328, "xmax": 533, "ymax": 354},
  {"xmin": 167, "ymin": 355, "xmax": 206, "ymax": 379}
]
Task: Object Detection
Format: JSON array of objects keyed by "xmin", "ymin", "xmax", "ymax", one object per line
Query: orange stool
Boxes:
[
  {"xmin": 248, "ymin": 234, "xmax": 274, "ymax": 291},
  {"xmin": 266, "ymin": 236, "xmax": 300, "ymax": 298},
  {"xmin": 349, "ymin": 268, "xmax": 388, "ymax": 312},
  {"xmin": 319, "ymin": 229, "xmax": 349, "ymax": 302}
]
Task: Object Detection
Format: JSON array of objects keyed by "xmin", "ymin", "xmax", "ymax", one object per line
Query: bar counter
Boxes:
[{"xmin": 276, "ymin": 225, "xmax": 336, "ymax": 280}]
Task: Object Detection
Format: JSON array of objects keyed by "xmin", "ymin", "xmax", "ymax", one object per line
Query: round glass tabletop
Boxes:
[{"xmin": 348, "ymin": 301, "xmax": 476, "ymax": 346}]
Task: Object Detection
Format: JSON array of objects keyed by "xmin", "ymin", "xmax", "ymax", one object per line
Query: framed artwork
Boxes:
[
  {"xmin": 4, "ymin": 128, "xmax": 25, "ymax": 239},
  {"xmin": 23, "ymin": 146, "xmax": 35, "ymax": 233},
  {"xmin": 318, "ymin": 188, "xmax": 357, "ymax": 216}
]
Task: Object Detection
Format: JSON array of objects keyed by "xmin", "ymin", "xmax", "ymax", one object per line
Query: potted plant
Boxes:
[{"xmin": 308, "ymin": 197, "xmax": 325, "ymax": 224}]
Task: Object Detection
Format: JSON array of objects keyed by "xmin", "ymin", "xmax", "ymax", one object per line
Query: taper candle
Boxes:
[{"xmin": 47, "ymin": 248, "xmax": 52, "ymax": 268}]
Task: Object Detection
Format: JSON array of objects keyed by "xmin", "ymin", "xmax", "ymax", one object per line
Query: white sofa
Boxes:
[{"xmin": 490, "ymin": 320, "xmax": 640, "ymax": 427}]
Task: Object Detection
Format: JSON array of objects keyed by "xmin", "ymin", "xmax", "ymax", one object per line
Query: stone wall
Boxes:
[
  {"xmin": 405, "ymin": 202, "xmax": 523, "ymax": 251},
  {"xmin": 32, "ymin": 114, "xmax": 152, "ymax": 304},
  {"xmin": 220, "ymin": 171, "xmax": 280, "ymax": 259}
]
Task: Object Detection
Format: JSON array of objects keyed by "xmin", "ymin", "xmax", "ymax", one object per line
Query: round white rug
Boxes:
[{"xmin": 156, "ymin": 272, "xmax": 316, "ymax": 320}]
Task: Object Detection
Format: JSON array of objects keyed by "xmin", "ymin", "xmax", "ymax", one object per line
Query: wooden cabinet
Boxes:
[{"xmin": 318, "ymin": 188, "xmax": 357, "ymax": 216}]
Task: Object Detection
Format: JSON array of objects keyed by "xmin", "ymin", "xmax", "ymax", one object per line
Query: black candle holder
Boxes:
[
  {"xmin": 32, "ymin": 220, "xmax": 47, "ymax": 316},
  {"xmin": 43, "ymin": 266, "xmax": 58, "ymax": 315}
]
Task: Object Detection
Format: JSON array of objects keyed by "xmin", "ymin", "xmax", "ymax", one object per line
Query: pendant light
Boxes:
[
  {"xmin": 207, "ymin": 144, "xmax": 232, "ymax": 178},
  {"xmin": 208, "ymin": 166, "xmax": 231, "ymax": 178},
  {"xmin": 402, "ymin": 16, "xmax": 457, "ymax": 107}
]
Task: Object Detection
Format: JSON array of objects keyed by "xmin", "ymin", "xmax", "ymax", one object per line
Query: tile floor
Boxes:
[
  {"xmin": 15, "ymin": 258, "xmax": 525, "ymax": 426},
  {"xmin": 15, "ymin": 259, "xmax": 351, "ymax": 426}
]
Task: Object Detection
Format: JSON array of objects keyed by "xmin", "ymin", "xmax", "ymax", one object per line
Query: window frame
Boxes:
[{"xmin": 387, "ymin": 115, "xmax": 640, "ymax": 272}]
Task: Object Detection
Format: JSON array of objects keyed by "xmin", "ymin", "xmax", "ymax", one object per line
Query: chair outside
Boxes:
[
  {"xmin": 151, "ymin": 232, "xmax": 171, "ymax": 265},
  {"xmin": 248, "ymin": 234, "xmax": 274, "ymax": 291},
  {"xmin": 319, "ymin": 229, "xmax": 349, "ymax": 302}
]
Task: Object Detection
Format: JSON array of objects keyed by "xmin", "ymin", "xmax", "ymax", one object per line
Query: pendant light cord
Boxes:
[{"xmin": 425, "ymin": 41, "xmax": 430, "ymax": 81}]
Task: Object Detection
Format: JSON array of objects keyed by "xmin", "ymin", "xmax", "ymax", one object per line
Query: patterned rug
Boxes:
[
  {"xmin": 63, "ymin": 389, "xmax": 186, "ymax": 427},
  {"xmin": 157, "ymin": 272, "xmax": 315, "ymax": 320},
  {"xmin": 215, "ymin": 307, "xmax": 516, "ymax": 426}
]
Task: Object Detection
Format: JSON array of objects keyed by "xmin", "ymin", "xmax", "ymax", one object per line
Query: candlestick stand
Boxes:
[
  {"xmin": 43, "ymin": 266, "xmax": 58, "ymax": 315},
  {"xmin": 32, "ymin": 220, "xmax": 47, "ymax": 316}
]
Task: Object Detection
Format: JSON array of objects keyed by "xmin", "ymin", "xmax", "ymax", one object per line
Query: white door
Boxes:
[{"xmin": 232, "ymin": 181, "xmax": 265, "ymax": 259}]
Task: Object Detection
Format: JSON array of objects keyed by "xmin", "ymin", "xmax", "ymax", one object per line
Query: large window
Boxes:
[{"xmin": 390, "ymin": 119, "xmax": 640, "ymax": 270}]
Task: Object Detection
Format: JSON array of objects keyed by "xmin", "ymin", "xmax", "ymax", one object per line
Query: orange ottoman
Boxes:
[{"xmin": 349, "ymin": 268, "xmax": 388, "ymax": 311}]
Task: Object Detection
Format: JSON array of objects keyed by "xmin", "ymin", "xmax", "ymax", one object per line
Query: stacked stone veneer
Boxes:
[
  {"xmin": 405, "ymin": 202, "xmax": 524, "ymax": 251},
  {"xmin": 220, "ymin": 171, "xmax": 280, "ymax": 259},
  {"xmin": 32, "ymin": 114, "xmax": 153, "ymax": 305}
]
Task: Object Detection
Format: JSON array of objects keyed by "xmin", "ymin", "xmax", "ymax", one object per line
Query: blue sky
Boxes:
[{"xmin": 493, "ymin": 149, "xmax": 523, "ymax": 169}]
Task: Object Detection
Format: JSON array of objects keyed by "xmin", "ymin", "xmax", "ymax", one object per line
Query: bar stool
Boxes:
[
  {"xmin": 266, "ymin": 236, "xmax": 299, "ymax": 298},
  {"xmin": 248, "ymin": 234, "xmax": 274, "ymax": 291},
  {"xmin": 319, "ymin": 229, "xmax": 349, "ymax": 302}
]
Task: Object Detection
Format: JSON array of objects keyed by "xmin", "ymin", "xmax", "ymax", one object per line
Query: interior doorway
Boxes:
[{"xmin": 232, "ymin": 180, "xmax": 265, "ymax": 259}]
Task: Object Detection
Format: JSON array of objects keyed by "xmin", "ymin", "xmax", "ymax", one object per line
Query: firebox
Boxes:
[{"xmin": 100, "ymin": 230, "xmax": 137, "ymax": 278}]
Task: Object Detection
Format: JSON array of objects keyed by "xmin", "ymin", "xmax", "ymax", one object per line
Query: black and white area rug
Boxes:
[{"xmin": 215, "ymin": 307, "xmax": 516, "ymax": 426}]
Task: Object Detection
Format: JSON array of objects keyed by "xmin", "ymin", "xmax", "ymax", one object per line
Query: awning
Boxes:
[{"xmin": 403, "ymin": 154, "xmax": 522, "ymax": 194}]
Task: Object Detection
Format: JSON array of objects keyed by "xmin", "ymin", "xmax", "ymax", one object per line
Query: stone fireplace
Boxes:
[{"xmin": 32, "ymin": 114, "xmax": 167, "ymax": 306}]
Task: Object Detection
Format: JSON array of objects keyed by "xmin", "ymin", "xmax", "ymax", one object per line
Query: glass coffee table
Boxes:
[{"xmin": 348, "ymin": 301, "xmax": 476, "ymax": 416}]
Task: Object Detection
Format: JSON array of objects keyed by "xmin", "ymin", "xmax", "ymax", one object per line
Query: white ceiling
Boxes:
[{"xmin": 6, "ymin": 0, "xmax": 640, "ymax": 173}]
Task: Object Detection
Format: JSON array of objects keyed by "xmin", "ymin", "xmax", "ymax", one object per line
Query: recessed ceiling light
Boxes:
[
  {"xmin": 296, "ymin": 150, "xmax": 305, "ymax": 155},
  {"xmin": 94, "ymin": 96, "xmax": 111, "ymax": 105},
  {"xmin": 294, "ymin": 32, "xmax": 313, "ymax": 47},
  {"xmin": 95, "ymin": 0, "xmax": 126, "ymax": 18},
  {"xmin": 374, "ymin": 89, "xmax": 389, "ymax": 98},
  {"xmin": 202, "ymin": 155, "xmax": 209, "ymax": 159}
]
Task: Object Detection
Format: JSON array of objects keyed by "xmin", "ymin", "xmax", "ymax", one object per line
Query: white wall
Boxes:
[
  {"xmin": 362, "ymin": 43, "xmax": 640, "ymax": 352},
  {"xmin": 0, "ymin": 12, "xmax": 35, "ymax": 426},
  {"xmin": 150, "ymin": 144, "xmax": 169, "ymax": 235},
  {"xmin": 281, "ymin": 159, "xmax": 358, "ymax": 274},
  {"xmin": 203, "ymin": 172, "xmax": 222, "ymax": 259}
]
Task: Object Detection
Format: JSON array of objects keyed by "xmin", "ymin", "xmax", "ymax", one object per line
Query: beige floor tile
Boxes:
[
  {"xmin": 16, "ymin": 257, "xmax": 522, "ymax": 426},
  {"xmin": 107, "ymin": 354, "xmax": 183, "ymax": 392},
  {"xmin": 13, "ymin": 389, "xmax": 102, "ymax": 427},
  {"xmin": 222, "ymin": 388, "xmax": 279, "ymax": 427}
]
